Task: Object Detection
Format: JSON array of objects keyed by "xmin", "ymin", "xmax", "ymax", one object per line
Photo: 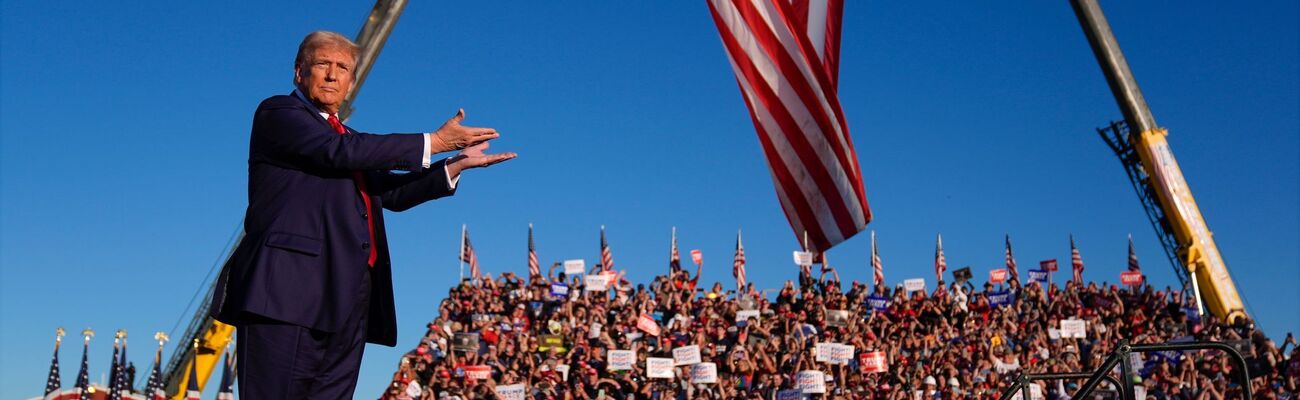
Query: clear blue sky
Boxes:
[{"xmin": 2, "ymin": 1, "xmax": 1296, "ymax": 398}]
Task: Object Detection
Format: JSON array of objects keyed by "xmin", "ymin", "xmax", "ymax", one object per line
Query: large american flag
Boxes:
[
  {"xmin": 934, "ymin": 234, "xmax": 947, "ymax": 282},
  {"xmin": 669, "ymin": 227, "xmax": 681, "ymax": 272},
  {"xmin": 870, "ymin": 230, "xmax": 883, "ymax": 286},
  {"xmin": 43, "ymin": 339, "xmax": 60, "ymax": 400},
  {"xmin": 708, "ymin": 0, "xmax": 871, "ymax": 254},
  {"xmin": 600, "ymin": 226, "xmax": 614, "ymax": 273},
  {"xmin": 733, "ymin": 230, "xmax": 748, "ymax": 290},
  {"xmin": 1070, "ymin": 235, "xmax": 1085, "ymax": 284},
  {"xmin": 216, "ymin": 351, "xmax": 235, "ymax": 400},
  {"xmin": 1005, "ymin": 234, "xmax": 1019, "ymax": 282},
  {"xmin": 528, "ymin": 224, "xmax": 541, "ymax": 278},
  {"xmin": 1127, "ymin": 234, "xmax": 1141, "ymax": 272},
  {"xmin": 461, "ymin": 229, "xmax": 480, "ymax": 279}
]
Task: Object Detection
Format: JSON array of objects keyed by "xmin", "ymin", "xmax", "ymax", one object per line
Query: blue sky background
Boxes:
[{"xmin": 2, "ymin": 1, "xmax": 1296, "ymax": 398}]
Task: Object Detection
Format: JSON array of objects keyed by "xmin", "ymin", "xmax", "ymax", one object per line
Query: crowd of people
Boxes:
[{"xmin": 380, "ymin": 261, "xmax": 1297, "ymax": 400}]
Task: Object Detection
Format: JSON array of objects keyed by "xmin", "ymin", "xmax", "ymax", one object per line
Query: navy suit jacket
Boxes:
[{"xmin": 211, "ymin": 92, "xmax": 455, "ymax": 346}]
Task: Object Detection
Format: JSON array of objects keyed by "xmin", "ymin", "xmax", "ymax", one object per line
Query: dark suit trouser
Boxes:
[{"xmin": 237, "ymin": 268, "xmax": 371, "ymax": 400}]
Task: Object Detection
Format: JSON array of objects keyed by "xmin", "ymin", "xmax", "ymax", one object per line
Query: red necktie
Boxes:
[{"xmin": 328, "ymin": 114, "xmax": 378, "ymax": 267}]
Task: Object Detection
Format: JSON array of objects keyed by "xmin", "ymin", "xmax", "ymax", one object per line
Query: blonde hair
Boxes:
[{"xmin": 294, "ymin": 31, "xmax": 360, "ymax": 69}]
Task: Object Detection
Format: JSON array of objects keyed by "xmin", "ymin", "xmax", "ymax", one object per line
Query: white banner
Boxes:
[
  {"xmin": 646, "ymin": 357, "xmax": 675, "ymax": 379},
  {"xmin": 1060, "ymin": 319, "xmax": 1087, "ymax": 338},
  {"xmin": 793, "ymin": 251, "xmax": 813, "ymax": 267},
  {"xmin": 904, "ymin": 278, "xmax": 926, "ymax": 293},
  {"xmin": 735, "ymin": 309, "xmax": 761, "ymax": 323},
  {"xmin": 673, "ymin": 345, "xmax": 702, "ymax": 366},
  {"xmin": 495, "ymin": 384, "xmax": 526, "ymax": 400},
  {"xmin": 607, "ymin": 350, "xmax": 635, "ymax": 370},
  {"xmin": 691, "ymin": 362, "xmax": 718, "ymax": 384},
  {"xmin": 796, "ymin": 370, "xmax": 826, "ymax": 394},
  {"xmin": 584, "ymin": 274, "xmax": 610, "ymax": 291},
  {"xmin": 564, "ymin": 259, "xmax": 586, "ymax": 275}
]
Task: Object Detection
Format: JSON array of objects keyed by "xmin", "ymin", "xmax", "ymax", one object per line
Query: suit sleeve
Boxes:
[
  {"xmin": 252, "ymin": 98, "xmax": 424, "ymax": 172},
  {"xmin": 369, "ymin": 159, "xmax": 458, "ymax": 212}
]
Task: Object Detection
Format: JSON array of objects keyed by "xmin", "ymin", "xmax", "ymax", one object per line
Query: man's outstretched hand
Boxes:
[
  {"xmin": 430, "ymin": 109, "xmax": 499, "ymax": 153},
  {"xmin": 446, "ymin": 140, "xmax": 516, "ymax": 178}
]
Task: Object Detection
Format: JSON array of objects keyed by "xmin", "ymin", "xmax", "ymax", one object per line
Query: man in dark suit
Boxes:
[{"xmin": 210, "ymin": 31, "xmax": 515, "ymax": 399}]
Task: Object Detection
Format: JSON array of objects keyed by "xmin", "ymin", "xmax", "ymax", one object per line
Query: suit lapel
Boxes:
[{"xmin": 289, "ymin": 90, "xmax": 337, "ymax": 131}]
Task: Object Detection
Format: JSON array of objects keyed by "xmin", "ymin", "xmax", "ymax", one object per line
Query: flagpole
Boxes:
[{"xmin": 459, "ymin": 224, "xmax": 466, "ymax": 281}]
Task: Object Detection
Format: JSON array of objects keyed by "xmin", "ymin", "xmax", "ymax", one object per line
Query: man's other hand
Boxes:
[
  {"xmin": 431, "ymin": 108, "xmax": 499, "ymax": 153},
  {"xmin": 446, "ymin": 141, "xmax": 516, "ymax": 178}
]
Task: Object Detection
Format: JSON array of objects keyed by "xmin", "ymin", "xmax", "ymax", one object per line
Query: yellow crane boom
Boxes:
[
  {"xmin": 153, "ymin": 1, "xmax": 409, "ymax": 397},
  {"xmin": 1071, "ymin": 0, "xmax": 1246, "ymax": 322}
]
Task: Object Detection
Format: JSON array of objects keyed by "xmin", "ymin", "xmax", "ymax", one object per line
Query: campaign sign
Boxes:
[
  {"xmin": 989, "ymin": 269, "xmax": 1008, "ymax": 284},
  {"xmin": 830, "ymin": 344, "xmax": 854, "ymax": 365},
  {"xmin": 865, "ymin": 295, "xmax": 889, "ymax": 312},
  {"xmin": 777, "ymin": 389, "xmax": 804, "ymax": 400},
  {"xmin": 584, "ymin": 274, "xmax": 610, "ymax": 291},
  {"xmin": 735, "ymin": 309, "xmax": 761, "ymax": 323},
  {"xmin": 1028, "ymin": 269, "xmax": 1049, "ymax": 284},
  {"xmin": 793, "ymin": 251, "xmax": 813, "ymax": 267},
  {"xmin": 452, "ymin": 333, "xmax": 479, "ymax": 352},
  {"xmin": 646, "ymin": 357, "xmax": 675, "ymax": 379},
  {"xmin": 495, "ymin": 384, "xmax": 526, "ymax": 400},
  {"xmin": 859, "ymin": 351, "xmax": 888, "ymax": 373},
  {"xmin": 690, "ymin": 362, "xmax": 718, "ymax": 384},
  {"xmin": 563, "ymin": 259, "xmax": 586, "ymax": 275},
  {"xmin": 1040, "ymin": 259, "xmax": 1058, "ymax": 272},
  {"xmin": 903, "ymin": 278, "xmax": 926, "ymax": 293},
  {"xmin": 814, "ymin": 343, "xmax": 836, "ymax": 363},
  {"xmin": 538, "ymin": 334, "xmax": 567, "ymax": 353},
  {"xmin": 637, "ymin": 313, "xmax": 661, "ymax": 336},
  {"xmin": 988, "ymin": 290, "xmax": 1013, "ymax": 308},
  {"xmin": 607, "ymin": 350, "xmax": 636, "ymax": 370},
  {"xmin": 796, "ymin": 370, "xmax": 826, "ymax": 394},
  {"xmin": 1060, "ymin": 319, "xmax": 1087, "ymax": 338},
  {"xmin": 1120, "ymin": 271, "xmax": 1143, "ymax": 286},
  {"xmin": 589, "ymin": 322, "xmax": 602, "ymax": 339},
  {"xmin": 673, "ymin": 345, "xmax": 702, "ymax": 365},
  {"xmin": 463, "ymin": 365, "xmax": 492, "ymax": 380},
  {"xmin": 825, "ymin": 309, "xmax": 851, "ymax": 328},
  {"xmin": 550, "ymin": 283, "xmax": 569, "ymax": 299},
  {"xmin": 691, "ymin": 249, "xmax": 703, "ymax": 266}
]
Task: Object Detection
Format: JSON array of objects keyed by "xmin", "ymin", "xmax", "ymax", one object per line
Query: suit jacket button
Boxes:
[
  {"xmin": 362, "ymin": 242, "xmax": 371, "ymax": 250},
  {"xmin": 362, "ymin": 212, "xmax": 369, "ymax": 219}
]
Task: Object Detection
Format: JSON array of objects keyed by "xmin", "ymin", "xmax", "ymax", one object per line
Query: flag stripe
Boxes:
[
  {"xmin": 731, "ymin": 0, "xmax": 867, "ymax": 228},
  {"xmin": 718, "ymin": 2, "xmax": 859, "ymax": 240},
  {"xmin": 709, "ymin": 0, "xmax": 870, "ymax": 251}
]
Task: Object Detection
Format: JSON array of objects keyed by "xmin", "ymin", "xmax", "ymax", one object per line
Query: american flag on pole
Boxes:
[
  {"xmin": 1070, "ymin": 235, "xmax": 1085, "ymax": 284},
  {"xmin": 934, "ymin": 234, "xmax": 947, "ymax": 282},
  {"xmin": 216, "ymin": 350, "xmax": 235, "ymax": 400},
  {"xmin": 144, "ymin": 346, "xmax": 166, "ymax": 400},
  {"xmin": 1127, "ymin": 234, "xmax": 1141, "ymax": 272},
  {"xmin": 733, "ymin": 230, "xmax": 747, "ymax": 290},
  {"xmin": 461, "ymin": 230, "xmax": 480, "ymax": 279},
  {"xmin": 185, "ymin": 341, "xmax": 201, "ymax": 400},
  {"xmin": 708, "ymin": 0, "xmax": 871, "ymax": 254},
  {"xmin": 870, "ymin": 231, "xmax": 883, "ymax": 286},
  {"xmin": 528, "ymin": 224, "xmax": 541, "ymax": 278},
  {"xmin": 600, "ymin": 225, "xmax": 614, "ymax": 273},
  {"xmin": 669, "ymin": 227, "xmax": 682, "ymax": 272},
  {"xmin": 43, "ymin": 336, "xmax": 61, "ymax": 400},
  {"xmin": 75, "ymin": 335, "xmax": 90, "ymax": 400},
  {"xmin": 1005, "ymin": 234, "xmax": 1019, "ymax": 282},
  {"xmin": 108, "ymin": 339, "xmax": 121, "ymax": 400}
]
